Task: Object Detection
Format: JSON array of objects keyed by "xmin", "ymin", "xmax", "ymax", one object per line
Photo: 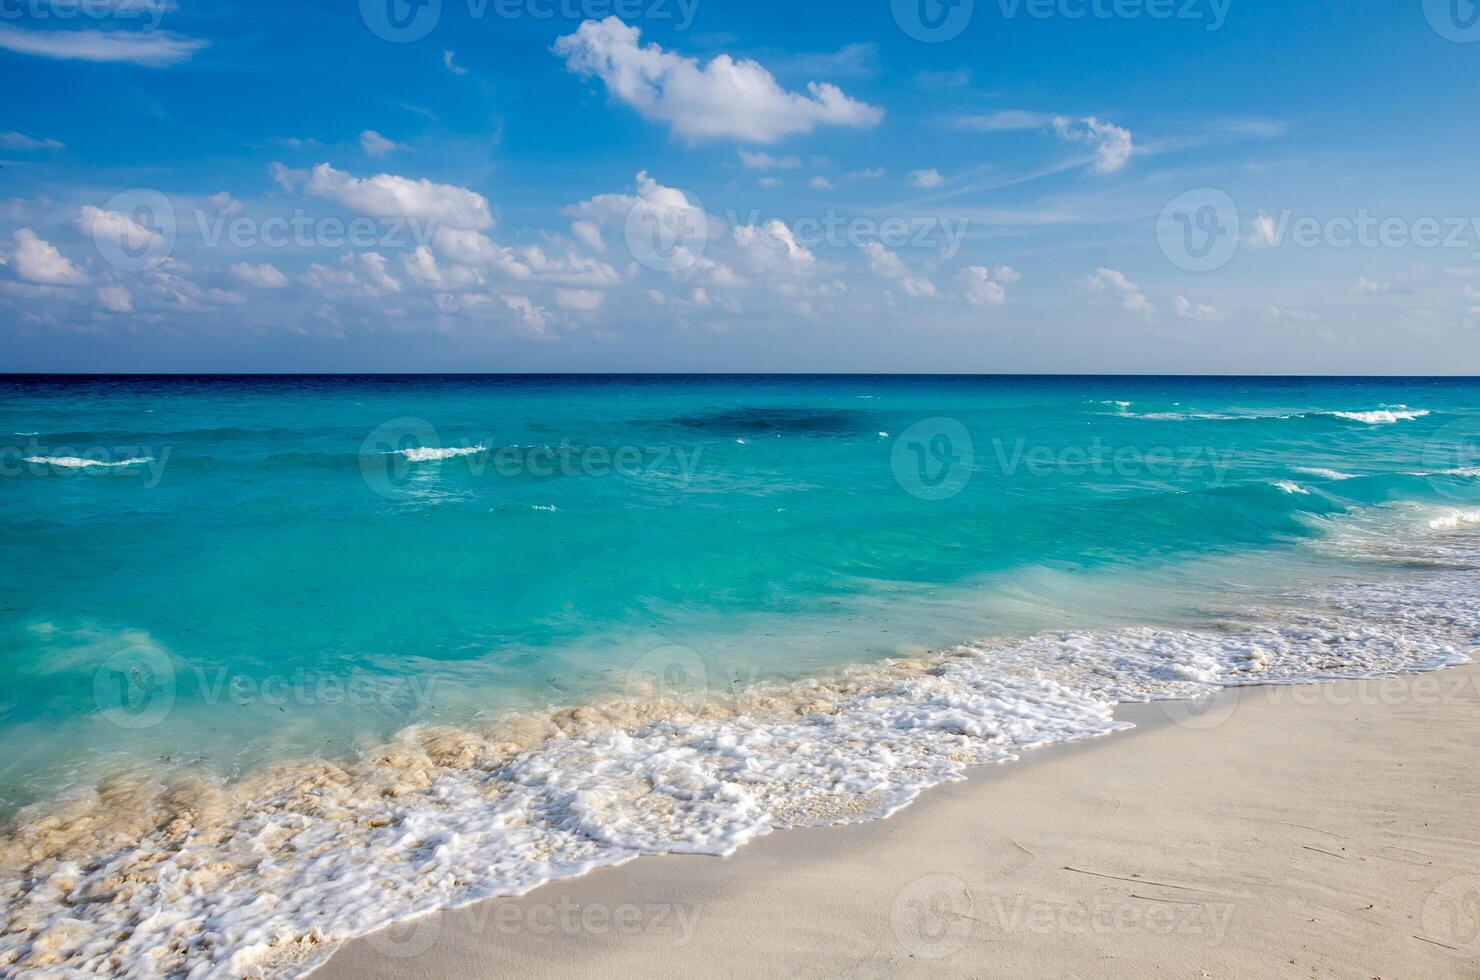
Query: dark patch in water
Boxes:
[{"xmin": 667, "ymin": 407, "xmax": 869, "ymax": 436}]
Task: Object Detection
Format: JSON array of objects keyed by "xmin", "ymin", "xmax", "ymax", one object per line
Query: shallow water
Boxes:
[{"xmin": 1, "ymin": 374, "xmax": 1477, "ymax": 976}]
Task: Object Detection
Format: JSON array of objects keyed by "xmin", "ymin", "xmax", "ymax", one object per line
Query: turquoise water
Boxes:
[
  {"xmin": 4, "ymin": 374, "xmax": 1480, "ymax": 977},
  {"xmin": 1, "ymin": 375, "xmax": 1478, "ymax": 810}
]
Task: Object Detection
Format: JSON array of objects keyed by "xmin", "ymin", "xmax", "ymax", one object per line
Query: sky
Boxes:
[{"xmin": 1, "ymin": 0, "xmax": 1478, "ymax": 374}]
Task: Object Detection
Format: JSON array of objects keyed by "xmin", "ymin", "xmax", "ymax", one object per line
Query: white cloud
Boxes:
[
  {"xmin": 78, "ymin": 204, "xmax": 164, "ymax": 258},
  {"xmin": 958, "ymin": 266, "xmax": 1007, "ymax": 306},
  {"xmin": 570, "ymin": 219, "xmax": 605, "ymax": 252},
  {"xmin": 1083, "ymin": 267, "xmax": 1154, "ymax": 319},
  {"xmin": 757, "ymin": 177, "xmax": 781, "ymax": 188},
  {"xmin": 206, "ymin": 191, "xmax": 242, "ymax": 216},
  {"xmin": 10, "ymin": 229, "xmax": 87, "ymax": 285},
  {"xmin": 994, "ymin": 265, "xmax": 1020, "ymax": 283},
  {"xmin": 360, "ymin": 130, "xmax": 404, "ymax": 157},
  {"xmin": 846, "ymin": 167, "xmax": 886, "ymax": 180},
  {"xmin": 566, "ymin": 171, "xmax": 720, "ymax": 261},
  {"xmin": 0, "ymin": 131, "xmax": 63, "ymax": 150},
  {"xmin": 1053, "ymin": 116, "xmax": 1134, "ymax": 173},
  {"xmin": 554, "ymin": 17, "xmax": 883, "ymax": 143},
  {"xmin": 358, "ymin": 252, "xmax": 403, "ymax": 293},
  {"xmin": 1174, "ymin": 294, "xmax": 1224, "ymax": 322},
  {"xmin": 501, "ymin": 294, "xmax": 555, "ymax": 339},
  {"xmin": 443, "ymin": 50, "xmax": 468, "ymax": 75},
  {"xmin": 555, "ymin": 287, "xmax": 603, "ymax": 311},
  {"xmin": 1246, "ymin": 214, "xmax": 1280, "ymax": 247},
  {"xmin": 908, "ymin": 168, "xmax": 945, "ymax": 188},
  {"xmin": 860, "ymin": 241, "xmax": 908, "ymax": 278},
  {"xmin": 1354, "ymin": 277, "xmax": 1410, "ymax": 296},
  {"xmin": 739, "ymin": 150, "xmax": 801, "ymax": 170},
  {"xmin": 732, "ymin": 220, "xmax": 817, "ymax": 275},
  {"xmin": 901, "ymin": 276, "xmax": 936, "ymax": 298},
  {"xmin": 230, "ymin": 261, "xmax": 289, "ymax": 289},
  {"xmin": 97, "ymin": 284, "xmax": 132, "ymax": 312},
  {"xmin": 0, "ymin": 23, "xmax": 205, "ymax": 66},
  {"xmin": 1266, "ymin": 305, "xmax": 1319, "ymax": 325},
  {"xmin": 808, "ymin": 176, "xmax": 834, "ymax": 190},
  {"xmin": 301, "ymin": 163, "xmax": 492, "ymax": 229}
]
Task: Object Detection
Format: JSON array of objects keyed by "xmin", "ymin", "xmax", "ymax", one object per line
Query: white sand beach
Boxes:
[{"xmin": 313, "ymin": 664, "xmax": 1480, "ymax": 979}]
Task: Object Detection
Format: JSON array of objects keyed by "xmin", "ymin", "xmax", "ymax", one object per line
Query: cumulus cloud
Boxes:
[
  {"xmin": 230, "ymin": 261, "xmax": 290, "ymax": 289},
  {"xmin": 732, "ymin": 220, "xmax": 817, "ymax": 275},
  {"xmin": 958, "ymin": 266, "xmax": 1007, "ymax": 306},
  {"xmin": 908, "ymin": 168, "xmax": 945, "ymax": 188},
  {"xmin": 300, "ymin": 163, "xmax": 492, "ymax": 229},
  {"xmin": 808, "ymin": 176, "xmax": 834, "ymax": 190},
  {"xmin": 0, "ymin": 23, "xmax": 205, "ymax": 66},
  {"xmin": 570, "ymin": 219, "xmax": 604, "ymax": 252},
  {"xmin": 9, "ymin": 229, "xmax": 87, "ymax": 285},
  {"xmin": 1053, "ymin": 116, "xmax": 1134, "ymax": 173},
  {"xmin": 77, "ymin": 205, "xmax": 164, "ymax": 256},
  {"xmin": 901, "ymin": 276, "xmax": 936, "ymax": 298},
  {"xmin": 1083, "ymin": 267, "xmax": 1154, "ymax": 319},
  {"xmin": 1174, "ymin": 295, "xmax": 1224, "ymax": 322},
  {"xmin": 96, "ymin": 284, "xmax": 132, "ymax": 312},
  {"xmin": 860, "ymin": 241, "xmax": 908, "ymax": 278},
  {"xmin": 554, "ymin": 18, "xmax": 883, "ymax": 143}
]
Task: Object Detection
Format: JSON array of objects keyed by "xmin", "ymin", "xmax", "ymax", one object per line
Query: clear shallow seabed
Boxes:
[{"xmin": 1, "ymin": 374, "xmax": 1478, "ymax": 976}]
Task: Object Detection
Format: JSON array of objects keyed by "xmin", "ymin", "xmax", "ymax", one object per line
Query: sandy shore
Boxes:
[{"xmin": 313, "ymin": 664, "xmax": 1480, "ymax": 978}]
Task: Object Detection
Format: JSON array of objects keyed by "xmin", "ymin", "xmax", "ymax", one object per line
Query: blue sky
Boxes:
[{"xmin": 1, "ymin": 0, "xmax": 1478, "ymax": 373}]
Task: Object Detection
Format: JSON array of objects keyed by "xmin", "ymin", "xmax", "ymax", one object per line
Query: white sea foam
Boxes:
[
  {"xmin": 1294, "ymin": 467, "xmax": 1355, "ymax": 481},
  {"xmin": 1324, "ymin": 407, "xmax": 1430, "ymax": 424},
  {"xmin": 1273, "ymin": 480, "xmax": 1310, "ymax": 495},
  {"xmin": 1428, "ymin": 508, "xmax": 1480, "ymax": 530},
  {"xmin": 2, "ymin": 507, "xmax": 1477, "ymax": 978},
  {"xmin": 20, "ymin": 456, "xmax": 152, "ymax": 469},
  {"xmin": 393, "ymin": 445, "xmax": 486, "ymax": 462}
]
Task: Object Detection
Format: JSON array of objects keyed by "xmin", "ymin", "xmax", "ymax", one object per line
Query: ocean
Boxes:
[{"xmin": 1, "ymin": 374, "xmax": 1478, "ymax": 976}]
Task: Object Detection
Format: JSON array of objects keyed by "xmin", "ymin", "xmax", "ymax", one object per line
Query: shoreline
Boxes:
[{"xmin": 313, "ymin": 664, "xmax": 1480, "ymax": 978}]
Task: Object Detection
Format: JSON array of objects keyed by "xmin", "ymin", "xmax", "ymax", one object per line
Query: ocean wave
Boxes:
[
  {"xmin": 391, "ymin": 445, "xmax": 486, "ymax": 462},
  {"xmin": 1117, "ymin": 405, "xmax": 1432, "ymax": 425},
  {"xmin": 20, "ymin": 456, "xmax": 152, "ymax": 469},
  {"xmin": 2, "ymin": 508, "xmax": 1476, "ymax": 978},
  {"xmin": 1273, "ymin": 480, "xmax": 1310, "ymax": 495},
  {"xmin": 1323, "ymin": 407, "xmax": 1430, "ymax": 424},
  {"xmin": 1294, "ymin": 467, "xmax": 1355, "ymax": 480}
]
